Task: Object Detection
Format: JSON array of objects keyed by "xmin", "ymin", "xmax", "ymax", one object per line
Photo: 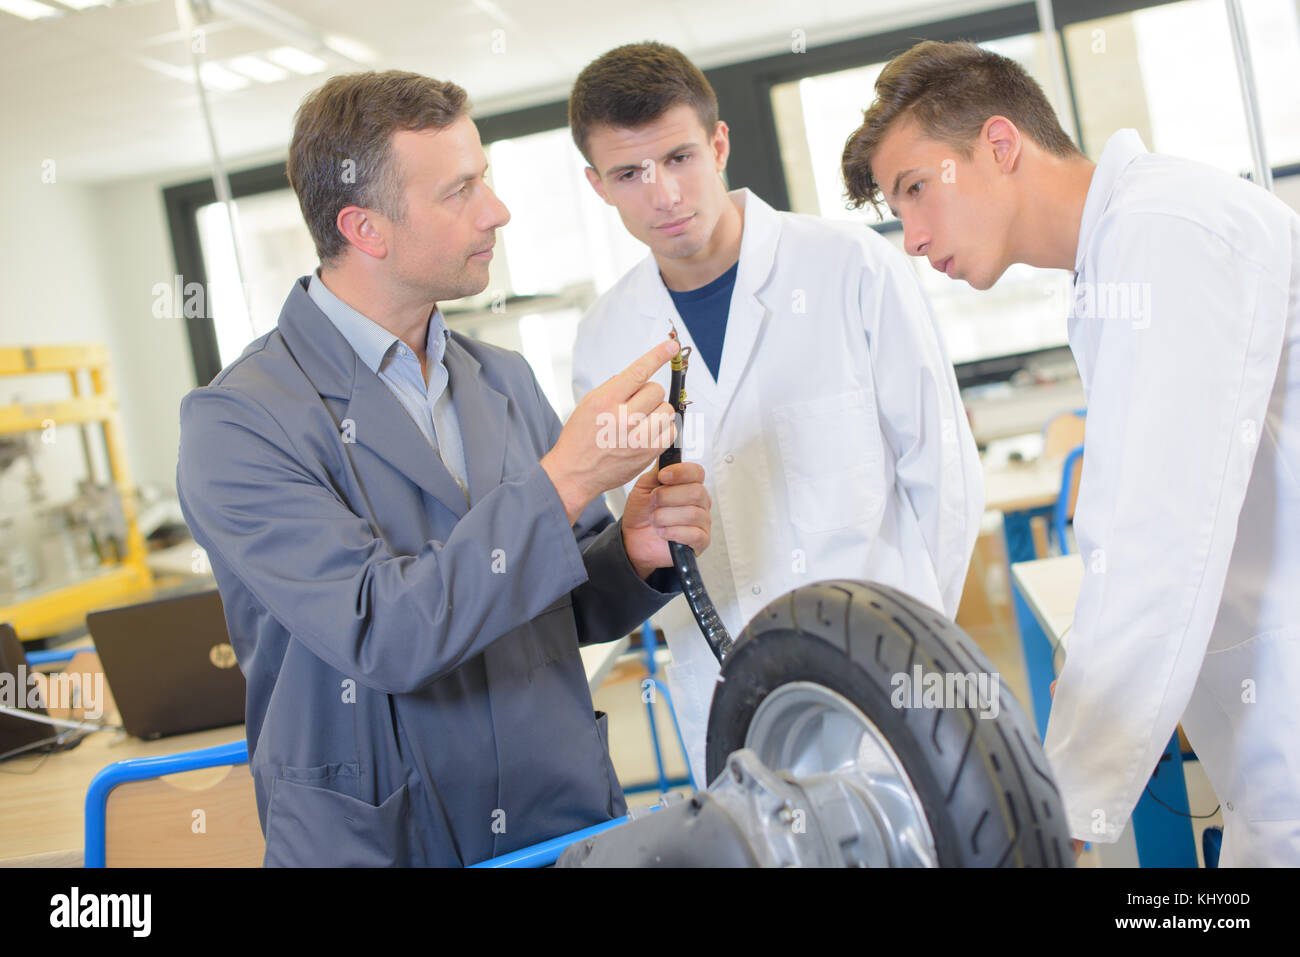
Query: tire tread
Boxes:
[{"xmin": 706, "ymin": 580, "xmax": 1073, "ymax": 867}]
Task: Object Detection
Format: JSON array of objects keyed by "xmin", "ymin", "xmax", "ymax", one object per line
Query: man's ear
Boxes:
[
  {"xmin": 584, "ymin": 166, "xmax": 613, "ymax": 205},
  {"xmin": 336, "ymin": 206, "xmax": 388, "ymax": 259},
  {"xmin": 983, "ymin": 116, "xmax": 1022, "ymax": 173},
  {"xmin": 712, "ymin": 120, "xmax": 731, "ymax": 172}
]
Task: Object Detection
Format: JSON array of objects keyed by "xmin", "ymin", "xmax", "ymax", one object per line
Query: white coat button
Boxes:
[
  {"xmin": 724, "ymin": 454, "xmax": 735, "ymax": 464},
  {"xmin": 752, "ymin": 585, "xmax": 761, "ymax": 595}
]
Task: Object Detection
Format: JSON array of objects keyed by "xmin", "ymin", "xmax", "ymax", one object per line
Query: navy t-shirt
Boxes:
[{"xmin": 666, "ymin": 261, "xmax": 738, "ymax": 382}]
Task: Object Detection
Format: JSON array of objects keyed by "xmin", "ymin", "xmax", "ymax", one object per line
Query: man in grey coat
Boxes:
[{"xmin": 176, "ymin": 71, "xmax": 712, "ymax": 866}]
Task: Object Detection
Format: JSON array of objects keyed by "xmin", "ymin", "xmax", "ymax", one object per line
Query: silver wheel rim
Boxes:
[{"xmin": 745, "ymin": 680, "xmax": 938, "ymax": 867}]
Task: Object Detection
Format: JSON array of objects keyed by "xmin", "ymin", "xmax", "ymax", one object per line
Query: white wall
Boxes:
[
  {"xmin": 0, "ymin": 162, "xmax": 124, "ymax": 508},
  {"xmin": 86, "ymin": 174, "xmax": 199, "ymax": 495},
  {"xmin": 0, "ymin": 148, "xmax": 283, "ymax": 507}
]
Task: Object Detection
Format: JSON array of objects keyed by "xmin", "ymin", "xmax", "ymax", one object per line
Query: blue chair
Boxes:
[
  {"xmin": 1052, "ymin": 442, "xmax": 1085, "ymax": 555},
  {"xmin": 620, "ymin": 620, "xmax": 695, "ymax": 795},
  {"xmin": 25, "ymin": 645, "xmax": 93, "ymax": 666},
  {"xmin": 479, "ymin": 622, "xmax": 691, "ymax": 865},
  {"xmin": 83, "ymin": 623, "xmax": 691, "ymax": 869},
  {"xmin": 84, "ymin": 738, "xmax": 634, "ymax": 869},
  {"xmin": 1042, "ymin": 408, "xmax": 1086, "ymax": 457},
  {"xmin": 1203, "ymin": 826, "xmax": 1223, "ymax": 868},
  {"xmin": 84, "ymin": 739, "xmax": 261, "ymax": 867},
  {"xmin": 470, "ymin": 814, "xmax": 640, "ymax": 867},
  {"xmin": 1041, "ymin": 408, "xmax": 1086, "ymax": 557}
]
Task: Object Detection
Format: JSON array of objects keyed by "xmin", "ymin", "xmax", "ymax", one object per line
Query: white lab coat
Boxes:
[
  {"xmin": 572, "ymin": 188, "xmax": 984, "ymax": 788},
  {"xmin": 1045, "ymin": 130, "xmax": 1300, "ymax": 865}
]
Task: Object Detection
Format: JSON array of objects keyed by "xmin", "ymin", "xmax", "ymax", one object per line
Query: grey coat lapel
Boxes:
[
  {"xmin": 343, "ymin": 370, "xmax": 471, "ymax": 516},
  {"xmin": 276, "ymin": 277, "xmax": 471, "ymax": 517},
  {"xmin": 443, "ymin": 336, "xmax": 507, "ymax": 506}
]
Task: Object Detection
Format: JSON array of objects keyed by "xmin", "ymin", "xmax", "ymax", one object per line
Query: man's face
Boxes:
[
  {"xmin": 583, "ymin": 103, "xmax": 730, "ymax": 261},
  {"xmin": 870, "ymin": 117, "xmax": 1014, "ymax": 291},
  {"xmin": 380, "ymin": 115, "xmax": 510, "ymax": 301}
]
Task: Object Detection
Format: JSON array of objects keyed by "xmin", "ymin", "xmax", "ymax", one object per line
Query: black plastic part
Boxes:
[
  {"xmin": 705, "ymin": 580, "xmax": 1074, "ymax": 867},
  {"xmin": 657, "ymin": 358, "xmax": 734, "ymax": 664},
  {"xmin": 555, "ymin": 796, "xmax": 761, "ymax": 867},
  {"xmin": 667, "ymin": 541, "xmax": 733, "ymax": 664}
]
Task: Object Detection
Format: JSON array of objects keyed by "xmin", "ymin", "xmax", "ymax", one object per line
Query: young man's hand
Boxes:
[{"xmin": 621, "ymin": 463, "xmax": 711, "ymax": 580}]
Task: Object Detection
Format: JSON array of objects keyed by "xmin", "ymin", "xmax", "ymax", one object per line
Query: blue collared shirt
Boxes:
[{"xmin": 308, "ymin": 273, "xmax": 470, "ymax": 503}]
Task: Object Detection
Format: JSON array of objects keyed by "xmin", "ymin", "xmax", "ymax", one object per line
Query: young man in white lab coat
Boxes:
[
  {"xmin": 844, "ymin": 39, "xmax": 1300, "ymax": 866},
  {"xmin": 568, "ymin": 42, "xmax": 985, "ymax": 789}
]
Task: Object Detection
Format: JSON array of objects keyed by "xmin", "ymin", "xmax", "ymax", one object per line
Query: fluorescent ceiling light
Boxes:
[
  {"xmin": 199, "ymin": 60, "xmax": 251, "ymax": 91},
  {"xmin": 265, "ymin": 46, "xmax": 326, "ymax": 75},
  {"xmin": 204, "ymin": 0, "xmax": 370, "ymax": 68},
  {"xmin": 471, "ymin": 0, "xmax": 517, "ymax": 28},
  {"xmin": 322, "ymin": 33, "xmax": 376, "ymax": 64},
  {"xmin": 228, "ymin": 54, "xmax": 288, "ymax": 83},
  {"xmin": 57, "ymin": 0, "xmax": 108, "ymax": 9},
  {"xmin": 135, "ymin": 55, "xmax": 193, "ymax": 83},
  {"xmin": 0, "ymin": 0, "xmax": 61, "ymax": 20}
]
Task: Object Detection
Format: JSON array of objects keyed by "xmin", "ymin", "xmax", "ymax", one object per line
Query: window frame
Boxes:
[
  {"xmin": 165, "ymin": 0, "xmax": 1294, "ymax": 386},
  {"xmin": 162, "ymin": 162, "xmax": 291, "ymax": 386}
]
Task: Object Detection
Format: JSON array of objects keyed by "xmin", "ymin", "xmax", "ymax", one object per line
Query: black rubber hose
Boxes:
[{"xmin": 659, "ymin": 358, "xmax": 734, "ymax": 664}]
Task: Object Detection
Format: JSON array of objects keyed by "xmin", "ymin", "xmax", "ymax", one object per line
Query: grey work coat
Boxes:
[{"xmin": 176, "ymin": 277, "xmax": 677, "ymax": 866}]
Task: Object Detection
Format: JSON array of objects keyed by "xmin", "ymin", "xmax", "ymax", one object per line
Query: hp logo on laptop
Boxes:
[{"xmin": 209, "ymin": 643, "xmax": 238, "ymax": 669}]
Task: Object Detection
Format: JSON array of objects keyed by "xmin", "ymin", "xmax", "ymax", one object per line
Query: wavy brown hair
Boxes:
[
  {"xmin": 842, "ymin": 41, "xmax": 1080, "ymax": 214},
  {"xmin": 569, "ymin": 42, "xmax": 718, "ymax": 165},
  {"xmin": 288, "ymin": 71, "xmax": 469, "ymax": 264}
]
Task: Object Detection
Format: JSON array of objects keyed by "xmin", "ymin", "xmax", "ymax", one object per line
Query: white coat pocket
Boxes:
[
  {"xmin": 1196, "ymin": 629, "xmax": 1300, "ymax": 822},
  {"xmin": 773, "ymin": 389, "xmax": 885, "ymax": 534}
]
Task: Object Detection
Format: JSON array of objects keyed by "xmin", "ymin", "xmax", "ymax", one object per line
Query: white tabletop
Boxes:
[
  {"xmin": 1010, "ymin": 554, "xmax": 1083, "ymax": 651},
  {"xmin": 967, "ymin": 380, "xmax": 1086, "ymax": 445},
  {"xmin": 146, "ymin": 540, "xmax": 216, "ymax": 579},
  {"xmin": 983, "ymin": 455, "xmax": 1067, "ymax": 513},
  {"xmin": 581, "ymin": 635, "xmax": 629, "ymax": 690}
]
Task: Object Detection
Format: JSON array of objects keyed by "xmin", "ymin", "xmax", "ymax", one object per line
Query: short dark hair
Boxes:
[
  {"xmin": 287, "ymin": 71, "xmax": 469, "ymax": 264},
  {"xmin": 842, "ymin": 40, "xmax": 1081, "ymax": 213},
  {"xmin": 569, "ymin": 42, "xmax": 718, "ymax": 165}
]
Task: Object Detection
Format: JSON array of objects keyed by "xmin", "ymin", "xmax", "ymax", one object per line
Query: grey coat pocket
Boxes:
[
  {"xmin": 263, "ymin": 775, "xmax": 411, "ymax": 867},
  {"xmin": 593, "ymin": 710, "xmax": 626, "ymax": 817}
]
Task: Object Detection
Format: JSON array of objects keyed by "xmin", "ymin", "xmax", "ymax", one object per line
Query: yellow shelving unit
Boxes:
[{"xmin": 0, "ymin": 344, "xmax": 153, "ymax": 639}]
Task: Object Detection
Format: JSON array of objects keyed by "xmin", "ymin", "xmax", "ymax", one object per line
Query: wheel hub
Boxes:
[{"xmin": 744, "ymin": 681, "xmax": 938, "ymax": 867}]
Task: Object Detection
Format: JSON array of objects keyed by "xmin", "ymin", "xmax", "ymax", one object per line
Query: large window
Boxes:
[
  {"xmin": 764, "ymin": 2, "xmax": 1300, "ymax": 373},
  {"xmin": 771, "ymin": 31, "xmax": 1075, "ymax": 368},
  {"xmin": 183, "ymin": 126, "xmax": 652, "ymax": 418},
  {"xmin": 442, "ymin": 126, "xmax": 649, "ymax": 418},
  {"xmin": 170, "ymin": 0, "xmax": 1300, "ymax": 404},
  {"xmin": 196, "ymin": 188, "xmax": 315, "ymax": 369},
  {"xmin": 484, "ymin": 127, "xmax": 645, "ymax": 299},
  {"xmin": 1065, "ymin": 0, "xmax": 1300, "ymax": 173}
]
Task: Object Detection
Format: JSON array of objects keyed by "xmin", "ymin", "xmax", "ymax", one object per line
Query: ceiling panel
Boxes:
[{"xmin": 0, "ymin": 0, "xmax": 1004, "ymax": 182}]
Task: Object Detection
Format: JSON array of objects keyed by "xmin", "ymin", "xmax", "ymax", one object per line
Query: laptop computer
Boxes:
[
  {"xmin": 0, "ymin": 623, "xmax": 62, "ymax": 760},
  {"xmin": 86, "ymin": 589, "xmax": 246, "ymax": 739}
]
